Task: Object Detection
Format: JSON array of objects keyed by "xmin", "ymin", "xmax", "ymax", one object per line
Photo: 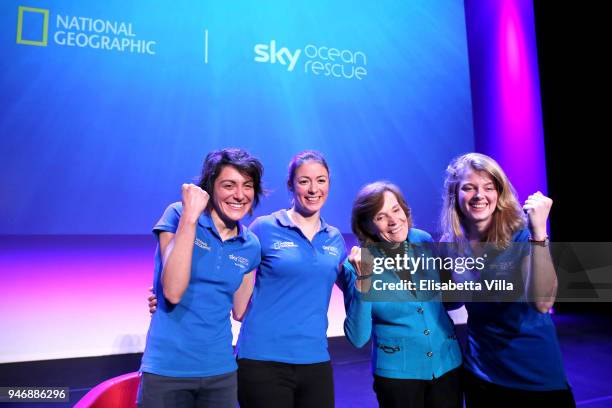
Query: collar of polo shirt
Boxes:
[
  {"xmin": 198, "ymin": 210, "xmax": 247, "ymax": 241},
  {"xmin": 275, "ymin": 209, "xmax": 331, "ymax": 232}
]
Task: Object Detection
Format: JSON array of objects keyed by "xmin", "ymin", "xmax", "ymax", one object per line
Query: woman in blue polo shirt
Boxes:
[
  {"xmin": 236, "ymin": 150, "xmax": 348, "ymax": 408},
  {"xmin": 440, "ymin": 153, "xmax": 575, "ymax": 407},
  {"xmin": 138, "ymin": 148, "xmax": 264, "ymax": 408},
  {"xmin": 343, "ymin": 181, "xmax": 462, "ymax": 408}
]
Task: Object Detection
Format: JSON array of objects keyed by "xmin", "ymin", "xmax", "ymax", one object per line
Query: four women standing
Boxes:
[{"xmin": 141, "ymin": 149, "xmax": 573, "ymax": 407}]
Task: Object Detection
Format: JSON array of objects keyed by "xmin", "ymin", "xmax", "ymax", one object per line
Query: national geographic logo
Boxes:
[{"xmin": 15, "ymin": 5, "xmax": 156, "ymax": 55}]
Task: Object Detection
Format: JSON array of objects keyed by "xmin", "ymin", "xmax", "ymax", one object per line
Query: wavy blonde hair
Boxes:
[{"xmin": 440, "ymin": 153, "xmax": 525, "ymax": 248}]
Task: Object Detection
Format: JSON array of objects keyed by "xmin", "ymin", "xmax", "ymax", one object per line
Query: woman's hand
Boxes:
[
  {"xmin": 348, "ymin": 246, "xmax": 373, "ymax": 292},
  {"xmin": 148, "ymin": 286, "xmax": 158, "ymax": 315},
  {"xmin": 523, "ymin": 191, "xmax": 552, "ymax": 241},
  {"xmin": 181, "ymin": 183, "xmax": 209, "ymax": 224},
  {"xmin": 348, "ymin": 246, "xmax": 363, "ymax": 275}
]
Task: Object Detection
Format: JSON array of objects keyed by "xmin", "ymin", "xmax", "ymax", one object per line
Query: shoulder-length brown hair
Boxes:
[
  {"xmin": 440, "ymin": 153, "xmax": 525, "ymax": 248},
  {"xmin": 351, "ymin": 181, "xmax": 413, "ymax": 245}
]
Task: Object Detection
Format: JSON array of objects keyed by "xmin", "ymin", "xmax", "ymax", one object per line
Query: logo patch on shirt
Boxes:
[
  {"xmin": 194, "ymin": 238, "xmax": 211, "ymax": 251},
  {"xmin": 272, "ymin": 240, "xmax": 299, "ymax": 250},
  {"xmin": 229, "ymin": 254, "xmax": 249, "ymax": 269},
  {"xmin": 323, "ymin": 245, "xmax": 339, "ymax": 256}
]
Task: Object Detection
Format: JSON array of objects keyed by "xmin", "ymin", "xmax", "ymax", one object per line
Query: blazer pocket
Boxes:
[{"xmin": 375, "ymin": 337, "xmax": 404, "ymax": 371}]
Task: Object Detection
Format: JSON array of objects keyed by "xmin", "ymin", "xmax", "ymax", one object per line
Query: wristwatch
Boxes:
[{"xmin": 528, "ymin": 236, "xmax": 549, "ymax": 247}]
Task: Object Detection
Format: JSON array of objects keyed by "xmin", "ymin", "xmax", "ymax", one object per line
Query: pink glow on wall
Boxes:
[
  {"xmin": 465, "ymin": 0, "xmax": 548, "ymax": 200},
  {"xmin": 0, "ymin": 236, "xmax": 349, "ymax": 363},
  {"xmin": 0, "ymin": 236, "xmax": 153, "ymax": 363}
]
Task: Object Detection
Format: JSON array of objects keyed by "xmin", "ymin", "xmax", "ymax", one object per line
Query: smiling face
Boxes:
[
  {"xmin": 457, "ymin": 169, "xmax": 499, "ymax": 232},
  {"xmin": 210, "ymin": 165, "xmax": 255, "ymax": 224},
  {"xmin": 291, "ymin": 161, "xmax": 329, "ymax": 216},
  {"xmin": 370, "ymin": 191, "xmax": 409, "ymax": 243}
]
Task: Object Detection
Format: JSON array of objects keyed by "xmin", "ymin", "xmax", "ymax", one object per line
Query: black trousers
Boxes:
[
  {"xmin": 462, "ymin": 368, "xmax": 576, "ymax": 408},
  {"xmin": 372, "ymin": 367, "xmax": 462, "ymax": 408},
  {"xmin": 237, "ymin": 358, "xmax": 334, "ymax": 408}
]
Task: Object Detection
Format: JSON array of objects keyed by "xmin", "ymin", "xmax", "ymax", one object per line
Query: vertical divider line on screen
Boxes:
[{"xmin": 204, "ymin": 29, "xmax": 209, "ymax": 63}]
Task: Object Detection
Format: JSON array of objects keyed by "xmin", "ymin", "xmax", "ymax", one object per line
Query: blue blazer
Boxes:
[{"xmin": 342, "ymin": 228, "xmax": 462, "ymax": 379}]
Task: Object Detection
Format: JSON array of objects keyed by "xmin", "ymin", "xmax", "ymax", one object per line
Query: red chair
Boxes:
[{"xmin": 74, "ymin": 372, "xmax": 140, "ymax": 408}]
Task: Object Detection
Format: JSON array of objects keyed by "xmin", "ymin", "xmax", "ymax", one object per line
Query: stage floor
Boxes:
[{"xmin": 1, "ymin": 313, "xmax": 611, "ymax": 407}]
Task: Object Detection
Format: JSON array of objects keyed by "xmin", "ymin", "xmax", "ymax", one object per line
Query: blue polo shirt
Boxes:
[
  {"xmin": 236, "ymin": 209, "xmax": 348, "ymax": 364},
  {"xmin": 464, "ymin": 228, "xmax": 569, "ymax": 391},
  {"xmin": 343, "ymin": 228, "xmax": 462, "ymax": 380},
  {"xmin": 140, "ymin": 202, "xmax": 261, "ymax": 377}
]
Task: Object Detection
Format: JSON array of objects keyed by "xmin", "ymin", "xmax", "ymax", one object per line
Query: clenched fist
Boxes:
[
  {"xmin": 348, "ymin": 246, "xmax": 363, "ymax": 276},
  {"xmin": 348, "ymin": 246, "xmax": 376, "ymax": 293},
  {"xmin": 523, "ymin": 191, "xmax": 552, "ymax": 241},
  {"xmin": 181, "ymin": 183, "xmax": 209, "ymax": 223}
]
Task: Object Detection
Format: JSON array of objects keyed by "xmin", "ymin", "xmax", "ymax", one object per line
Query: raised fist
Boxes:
[
  {"xmin": 181, "ymin": 183, "xmax": 209, "ymax": 223},
  {"xmin": 523, "ymin": 191, "xmax": 552, "ymax": 241},
  {"xmin": 348, "ymin": 246, "xmax": 364, "ymax": 276}
]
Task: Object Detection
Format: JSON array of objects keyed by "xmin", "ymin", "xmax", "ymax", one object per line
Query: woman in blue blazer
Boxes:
[{"xmin": 343, "ymin": 181, "xmax": 462, "ymax": 408}]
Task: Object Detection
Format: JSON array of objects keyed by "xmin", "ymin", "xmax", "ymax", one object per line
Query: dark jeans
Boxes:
[
  {"xmin": 462, "ymin": 368, "xmax": 576, "ymax": 408},
  {"xmin": 237, "ymin": 358, "xmax": 334, "ymax": 408},
  {"xmin": 373, "ymin": 367, "xmax": 462, "ymax": 408},
  {"xmin": 137, "ymin": 371, "xmax": 237, "ymax": 408}
]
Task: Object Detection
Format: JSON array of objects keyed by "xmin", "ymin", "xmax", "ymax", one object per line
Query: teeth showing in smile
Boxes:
[
  {"xmin": 227, "ymin": 203, "xmax": 245, "ymax": 209},
  {"xmin": 389, "ymin": 227, "xmax": 402, "ymax": 234},
  {"xmin": 305, "ymin": 196, "xmax": 321, "ymax": 203},
  {"xmin": 470, "ymin": 202, "xmax": 487, "ymax": 209}
]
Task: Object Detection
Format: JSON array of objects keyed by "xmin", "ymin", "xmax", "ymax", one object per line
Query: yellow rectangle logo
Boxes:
[{"xmin": 16, "ymin": 6, "xmax": 49, "ymax": 46}]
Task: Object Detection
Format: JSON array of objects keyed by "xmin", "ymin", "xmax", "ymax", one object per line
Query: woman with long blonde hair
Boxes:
[{"xmin": 441, "ymin": 153, "xmax": 575, "ymax": 407}]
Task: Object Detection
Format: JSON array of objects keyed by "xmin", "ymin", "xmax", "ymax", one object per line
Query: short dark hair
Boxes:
[
  {"xmin": 286, "ymin": 150, "xmax": 330, "ymax": 192},
  {"xmin": 198, "ymin": 148, "xmax": 265, "ymax": 211},
  {"xmin": 351, "ymin": 181, "xmax": 412, "ymax": 245}
]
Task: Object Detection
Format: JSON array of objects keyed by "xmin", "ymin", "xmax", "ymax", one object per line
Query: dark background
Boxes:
[{"xmin": 534, "ymin": 1, "xmax": 610, "ymax": 313}]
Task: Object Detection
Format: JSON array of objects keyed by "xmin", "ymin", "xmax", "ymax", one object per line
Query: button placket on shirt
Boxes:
[
  {"xmin": 295, "ymin": 225, "xmax": 319, "ymax": 259},
  {"xmin": 418, "ymin": 303, "xmax": 434, "ymax": 361},
  {"xmin": 217, "ymin": 243, "xmax": 223, "ymax": 270}
]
